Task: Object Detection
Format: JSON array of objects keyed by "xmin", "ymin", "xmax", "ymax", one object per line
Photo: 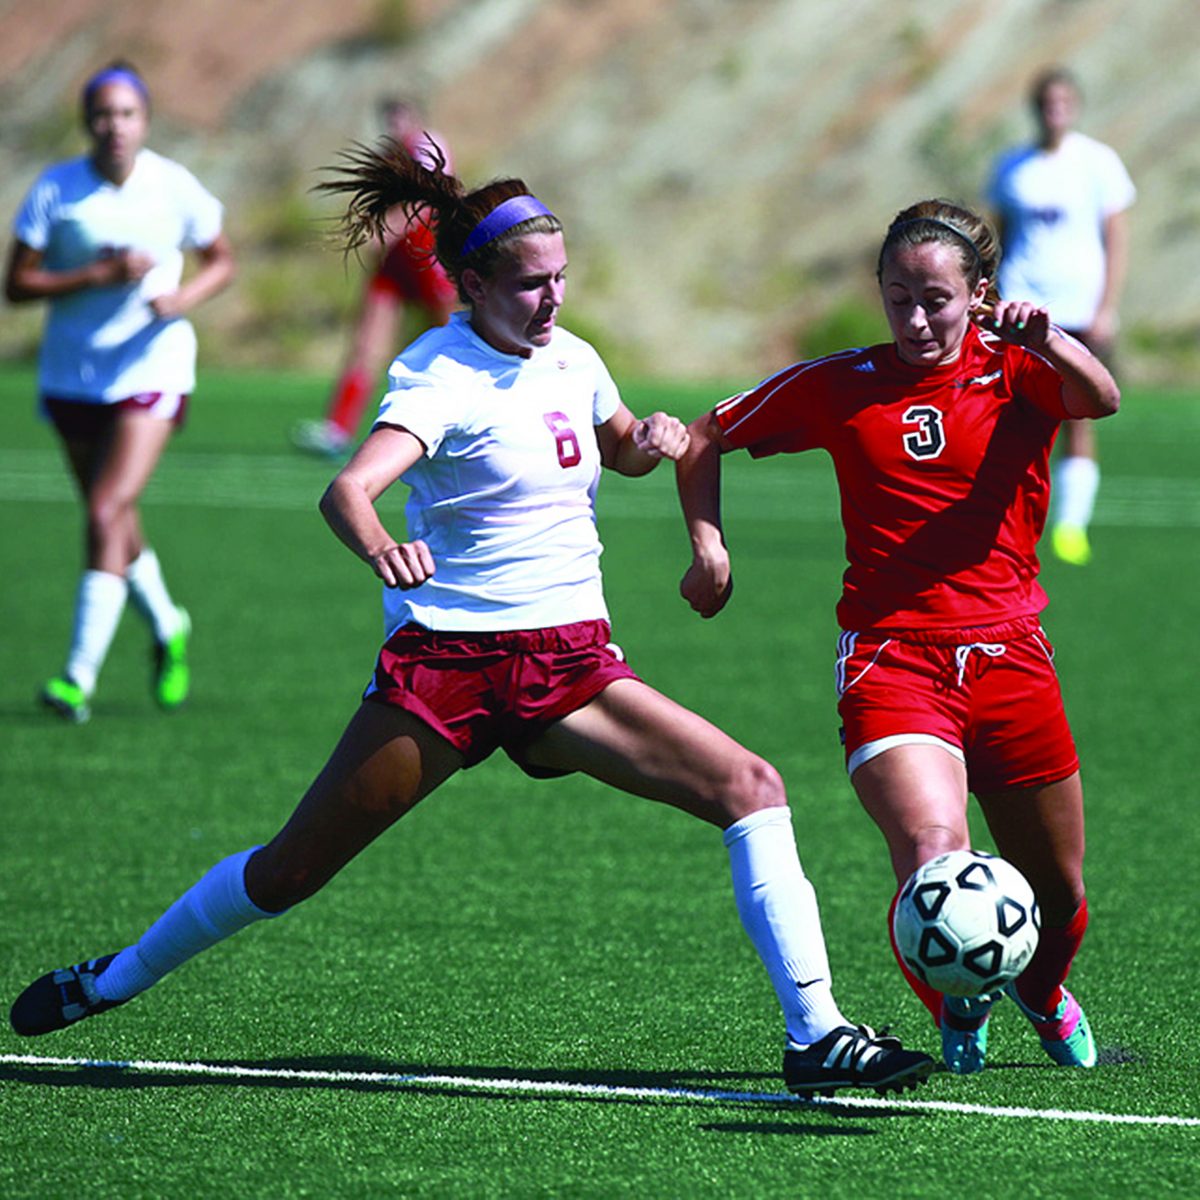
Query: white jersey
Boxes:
[
  {"xmin": 13, "ymin": 148, "xmax": 224, "ymax": 401},
  {"xmin": 987, "ymin": 131, "xmax": 1135, "ymax": 330},
  {"xmin": 374, "ymin": 312, "xmax": 622, "ymax": 634}
]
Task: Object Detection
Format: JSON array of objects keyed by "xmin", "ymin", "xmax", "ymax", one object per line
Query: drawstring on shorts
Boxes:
[{"xmin": 953, "ymin": 642, "xmax": 1007, "ymax": 687}]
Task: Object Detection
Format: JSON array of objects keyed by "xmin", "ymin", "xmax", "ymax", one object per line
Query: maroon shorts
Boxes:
[
  {"xmin": 42, "ymin": 393, "xmax": 189, "ymax": 441},
  {"xmin": 364, "ymin": 619, "xmax": 640, "ymax": 773},
  {"xmin": 835, "ymin": 615, "xmax": 1079, "ymax": 793},
  {"xmin": 370, "ymin": 228, "xmax": 457, "ymax": 313}
]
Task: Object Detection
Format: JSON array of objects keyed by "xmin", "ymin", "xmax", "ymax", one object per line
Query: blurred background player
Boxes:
[
  {"xmin": 4, "ymin": 60, "xmax": 236, "ymax": 723},
  {"xmin": 987, "ymin": 66, "xmax": 1135, "ymax": 566},
  {"xmin": 677, "ymin": 199, "xmax": 1118, "ymax": 1074},
  {"xmin": 291, "ymin": 97, "xmax": 457, "ymax": 459}
]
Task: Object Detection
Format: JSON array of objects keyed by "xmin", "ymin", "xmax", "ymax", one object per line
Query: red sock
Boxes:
[
  {"xmin": 1012, "ymin": 896, "xmax": 1088, "ymax": 1018},
  {"xmin": 326, "ymin": 367, "xmax": 373, "ymax": 437},
  {"xmin": 888, "ymin": 890, "xmax": 943, "ymax": 1025}
]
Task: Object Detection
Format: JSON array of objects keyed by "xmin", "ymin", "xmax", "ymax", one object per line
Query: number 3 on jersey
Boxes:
[
  {"xmin": 543, "ymin": 412, "xmax": 582, "ymax": 468},
  {"xmin": 902, "ymin": 404, "xmax": 946, "ymax": 461}
]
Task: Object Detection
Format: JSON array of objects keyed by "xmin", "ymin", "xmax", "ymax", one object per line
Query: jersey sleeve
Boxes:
[
  {"xmin": 375, "ymin": 358, "xmax": 462, "ymax": 456},
  {"xmin": 1096, "ymin": 144, "xmax": 1136, "ymax": 217},
  {"xmin": 590, "ymin": 350, "xmax": 621, "ymax": 425},
  {"xmin": 1007, "ymin": 342, "xmax": 1073, "ymax": 421},
  {"xmin": 713, "ymin": 362, "xmax": 827, "ymax": 457},
  {"xmin": 12, "ymin": 170, "xmax": 57, "ymax": 251},
  {"xmin": 172, "ymin": 163, "xmax": 225, "ymax": 250}
]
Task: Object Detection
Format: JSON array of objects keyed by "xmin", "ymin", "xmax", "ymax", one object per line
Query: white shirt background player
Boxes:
[{"xmin": 15, "ymin": 147, "xmax": 224, "ymax": 402}]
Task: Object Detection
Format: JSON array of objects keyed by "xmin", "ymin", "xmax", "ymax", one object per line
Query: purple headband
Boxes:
[
  {"xmin": 461, "ymin": 195, "xmax": 554, "ymax": 257},
  {"xmin": 82, "ymin": 67, "xmax": 150, "ymax": 112}
]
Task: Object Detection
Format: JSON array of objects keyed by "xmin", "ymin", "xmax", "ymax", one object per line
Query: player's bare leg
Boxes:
[
  {"xmin": 851, "ymin": 744, "xmax": 995, "ymax": 1071},
  {"xmin": 524, "ymin": 679, "xmax": 934, "ymax": 1094},
  {"xmin": 977, "ymin": 772, "xmax": 1096, "ymax": 1066},
  {"xmin": 10, "ymin": 705, "xmax": 463, "ymax": 1036},
  {"xmin": 41, "ymin": 414, "xmax": 176, "ymax": 719},
  {"xmin": 247, "ymin": 703, "xmax": 464, "ymax": 910}
]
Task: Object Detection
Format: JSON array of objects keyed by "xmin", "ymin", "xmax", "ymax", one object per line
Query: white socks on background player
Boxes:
[
  {"xmin": 95, "ymin": 848, "xmax": 277, "ymax": 1003},
  {"xmin": 64, "ymin": 570, "xmax": 128, "ymax": 696},
  {"xmin": 724, "ymin": 806, "xmax": 846, "ymax": 1049},
  {"xmin": 1053, "ymin": 455, "xmax": 1100, "ymax": 530},
  {"xmin": 126, "ymin": 548, "xmax": 186, "ymax": 643},
  {"xmin": 64, "ymin": 550, "xmax": 183, "ymax": 694}
]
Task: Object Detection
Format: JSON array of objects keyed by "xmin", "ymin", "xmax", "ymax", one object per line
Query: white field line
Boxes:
[
  {"xmin": 2, "ymin": 449, "xmax": 1199, "ymax": 526},
  {"xmin": 2, "ymin": 1053, "xmax": 1198, "ymax": 1128}
]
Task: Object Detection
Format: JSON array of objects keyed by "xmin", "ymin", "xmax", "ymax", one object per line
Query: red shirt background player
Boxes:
[
  {"xmin": 292, "ymin": 97, "xmax": 458, "ymax": 459},
  {"xmin": 676, "ymin": 199, "xmax": 1119, "ymax": 1078}
]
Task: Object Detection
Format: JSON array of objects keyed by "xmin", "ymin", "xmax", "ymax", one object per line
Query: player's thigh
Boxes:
[
  {"xmin": 250, "ymin": 701, "xmax": 465, "ymax": 907},
  {"xmin": 89, "ymin": 411, "xmax": 175, "ymax": 511},
  {"xmin": 976, "ymin": 771, "xmax": 1085, "ymax": 923},
  {"xmin": 851, "ymin": 744, "xmax": 971, "ymax": 882},
  {"xmin": 56, "ymin": 434, "xmax": 107, "ymax": 496},
  {"xmin": 523, "ymin": 677, "xmax": 783, "ymax": 827}
]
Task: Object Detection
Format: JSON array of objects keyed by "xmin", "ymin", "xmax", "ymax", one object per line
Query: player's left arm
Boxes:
[
  {"xmin": 149, "ymin": 232, "xmax": 237, "ymax": 320},
  {"xmin": 1090, "ymin": 207, "xmax": 1131, "ymax": 346},
  {"xmin": 596, "ymin": 402, "xmax": 690, "ymax": 476},
  {"xmin": 983, "ymin": 301, "xmax": 1120, "ymax": 419}
]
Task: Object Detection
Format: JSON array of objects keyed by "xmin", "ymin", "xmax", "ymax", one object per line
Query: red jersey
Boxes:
[{"xmin": 714, "ymin": 325, "xmax": 1073, "ymax": 632}]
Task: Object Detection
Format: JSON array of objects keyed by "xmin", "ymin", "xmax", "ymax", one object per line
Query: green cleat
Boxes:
[
  {"xmin": 40, "ymin": 676, "xmax": 90, "ymax": 724},
  {"xmin": 154, "ymin": 607, "xmax": 191, "ymax": 710},
  {"xmin": 1051, "ymin": 523, "xmax": 1092, "ymax": 566}
]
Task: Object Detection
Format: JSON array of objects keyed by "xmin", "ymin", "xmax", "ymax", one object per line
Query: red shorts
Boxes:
[
  {"xmin": 43, "ymin": 393, "xmax": 189, "ymax": 441},
  {"xmin": 835, "ymin": 615, "xmax": 1079, "ymax": 793},
  {"xmin": 364, "ymin": 619, "xmax": 640, "ymax": 773},
  {"xmin": 370, "ymin": 226, "xmax": 457, "ymax": 312}
]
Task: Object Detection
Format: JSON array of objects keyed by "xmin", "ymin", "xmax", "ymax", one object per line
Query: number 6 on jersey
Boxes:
[{"xmin": 544, "ymin": 411, "xmax": 582, "ymax": 468}]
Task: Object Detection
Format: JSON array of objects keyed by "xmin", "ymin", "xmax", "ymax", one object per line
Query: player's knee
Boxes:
[
  {"xmin": 86, "ymin": 491, "xmax": 131, "ymax": 545},
  {"xmin": 244, "ymin": 846, "xmax": 325, "ymax": 912},
  {"xmin": 724, "ymin": 753, "xmax": 787, "ymax": 819},
  {"xmin": 907, "ymin": 824, "xmax": 968, "ymax": 873}
]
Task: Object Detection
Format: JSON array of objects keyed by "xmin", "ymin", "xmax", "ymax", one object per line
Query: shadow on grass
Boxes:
[{"xmin": 0, "ymin": 1053, "xmax": 927, "ymax": 1132}]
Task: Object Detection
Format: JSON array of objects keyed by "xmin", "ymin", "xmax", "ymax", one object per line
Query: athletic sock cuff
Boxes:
[{"xmin": 723, "ymin": 805, "xmax": 792, "ymax": 848}]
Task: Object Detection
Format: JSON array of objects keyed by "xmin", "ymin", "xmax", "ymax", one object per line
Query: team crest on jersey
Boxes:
[
  {"xmin": 557, "ymin": 359, "xmax": 568, "ymax": 370},
  {"xmin": 956, "ymin": 370, "xmax": 1002, "ymax": 388}
]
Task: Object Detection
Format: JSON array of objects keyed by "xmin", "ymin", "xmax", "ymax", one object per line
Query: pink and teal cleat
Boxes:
[{"xmin": 1005, "ymin": 984, "xmax": 1097, "ymax": 1067}]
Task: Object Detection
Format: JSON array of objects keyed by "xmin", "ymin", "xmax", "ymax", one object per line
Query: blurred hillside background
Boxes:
[{"xmin": 2, "ymin": 0, "xmax": 1198, "ymax": 384}]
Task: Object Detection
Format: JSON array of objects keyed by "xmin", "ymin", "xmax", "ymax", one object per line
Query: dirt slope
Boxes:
[{"xmin": 2, "ymin": 0, "xmax": 1197, "ymax": 381}]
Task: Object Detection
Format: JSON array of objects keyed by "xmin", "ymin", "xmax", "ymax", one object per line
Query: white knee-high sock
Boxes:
[
  {"xmin": 126, "ymin": 548, "xmax": 183, "ymax": 642},
  {"xmin": 64, "ymin": 570, "xmax": 129, "ymax": 695},
  {"xmin": 1054, "ymin": 456, "xmax": 1100, "ymax": 530},
  {"xmin": 96, "ymin": 848, "xmax": 277, "ymax": 1002},
  {"xmin": 724, "ymin": 807, "xmax": 846, "ymax": 1049}
]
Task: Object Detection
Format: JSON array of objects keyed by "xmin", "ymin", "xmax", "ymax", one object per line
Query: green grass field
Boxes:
[{"xmin": 1, "ymin": 361, "xmax": 1198, "ymax": 1198}]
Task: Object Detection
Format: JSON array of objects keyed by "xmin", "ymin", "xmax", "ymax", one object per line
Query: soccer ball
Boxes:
[{"xmin": 893, "ymin": 850, "xmax": 1040, "ymax": 997}]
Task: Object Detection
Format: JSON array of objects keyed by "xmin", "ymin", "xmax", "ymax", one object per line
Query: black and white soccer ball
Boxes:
[{"xmin": 893, "ymin": 850, "xmax": 1040, "ymax": 997}]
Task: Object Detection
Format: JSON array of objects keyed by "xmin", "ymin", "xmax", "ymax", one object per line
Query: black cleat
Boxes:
[
  {"xmin": 784, "ymin": 1024, "xmax": 934, "ymax": 1097},
  {"xmin": 10, "ymin": 954, "xmax": 125, "ymax": 1036}
]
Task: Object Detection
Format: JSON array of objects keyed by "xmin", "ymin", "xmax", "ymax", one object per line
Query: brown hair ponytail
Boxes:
[{"xmin": 316, "ymin": 139, "xmax": 562, "ymax": 302}]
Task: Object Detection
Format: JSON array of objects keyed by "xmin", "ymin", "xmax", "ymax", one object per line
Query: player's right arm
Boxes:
[
  {"xmin": 319, "ymin": 424, "xmax": 435, "ymax": 589},
  {"xmin": 675, "ymin": 409, "xmax": 734, "ymax": 618},
  {"xmin": 4, "ymin": 239, "xmax": 153, "ymax": 302}
]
